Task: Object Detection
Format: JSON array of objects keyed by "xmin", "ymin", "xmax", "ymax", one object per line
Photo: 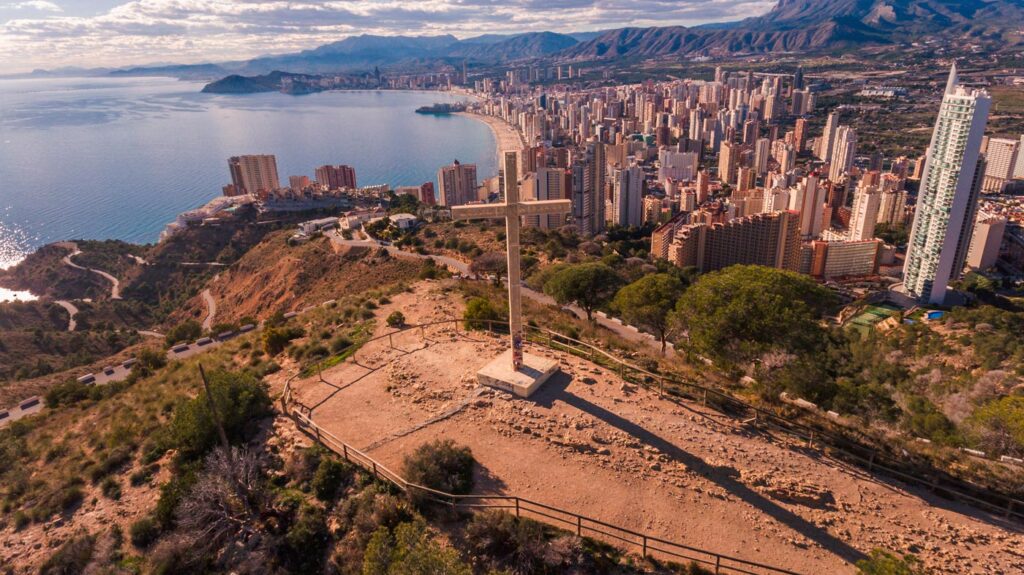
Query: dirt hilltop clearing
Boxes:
[{"xmin": 287, "ymin": 282, "xmax": 1024, "ymax": 575}]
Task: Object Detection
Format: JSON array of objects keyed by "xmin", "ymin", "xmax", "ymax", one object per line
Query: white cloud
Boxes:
[
  {"xmin": 4, "ymin": 0, "xmax": 62, "ymax": 11},
  {"xmin": 0, "ymin": 0, "xmax": 776, "ymax": 73}
]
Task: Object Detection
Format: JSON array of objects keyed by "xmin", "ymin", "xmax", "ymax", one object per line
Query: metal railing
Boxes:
[{"xmin": 281, "ymin": 318, "xmax": 1024, "ymax": 568}]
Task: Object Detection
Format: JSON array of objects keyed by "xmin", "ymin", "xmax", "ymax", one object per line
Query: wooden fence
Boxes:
[{"xmin": 281, "ymin": 317, "xmax": 1024, "ymax": 573}]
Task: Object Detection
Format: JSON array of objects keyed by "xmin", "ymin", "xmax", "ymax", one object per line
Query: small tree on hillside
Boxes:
[
  {"xmin": 470, "ymin": 252, "xmax": 507, "ymax": 286},
  {"xmin": 611, "ymin": 274, "xmax": 684, "ymax": 354},
  {"xmin": 543, "ymin": 262, "xmax": 622, "ymax": 321}
]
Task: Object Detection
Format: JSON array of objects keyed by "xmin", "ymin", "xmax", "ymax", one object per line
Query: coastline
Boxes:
[{"xmin": 456, "ymin": 111, "xmax": 526, "ymax": 168}]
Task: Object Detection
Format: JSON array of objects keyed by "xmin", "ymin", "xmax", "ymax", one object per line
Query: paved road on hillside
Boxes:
[
  {"xmin": 54, "ymin": 300, "xmax": 79, "ymax": 331},
  {"xmin": 57, "ymin": 241, "xmax": 121, "ymax": 299},
  {"xmin": 201, "ymin": 289, "xmax": 217, "ymax": 331},
  {"xmin": 328, "ymin": 231, "xmax": 672, "ymax": 356}
]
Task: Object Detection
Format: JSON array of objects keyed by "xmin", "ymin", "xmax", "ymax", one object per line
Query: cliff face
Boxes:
[{"xmin": 559, "ymin": 0, "xmax": 1024, "ymax": 59}]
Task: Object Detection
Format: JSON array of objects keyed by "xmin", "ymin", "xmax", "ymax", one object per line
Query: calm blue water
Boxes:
[{"xmin": 0, "ymin": 76, "xmax": 496, "ymax": 268}]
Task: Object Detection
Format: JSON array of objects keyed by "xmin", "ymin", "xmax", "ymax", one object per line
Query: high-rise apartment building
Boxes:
[
  {"xmin": 829, "ymin": 126, "xmax": 857, "ymax": 183},
  {"xmin": 817, "ymin": 112, "xmax": 839, "ymax": 162},
  {"xmin": 903, "ymin": 65, "xmax": 991, "ymax": 304},
  {"xmin": 876, "ymin": 188, "xmax": 908, "ymax": 227},
  {"xmin": 611, "ymin": 160, "xmax": 644, "ymax": 228},
  {"xmin": 982, "ymin": 137, "xmax": 1020, "ymax": 192},
  {"xmin": 718, "ymin": 141, "xmax": 739, "ymax": 186},
  {"xmin": 436, "ymin": 160, "xmax": 478, "ymax": 206},
  {"xmin": 228, "ymin": 155, "xmax": 280, "ymax": 196},
  {"xmin": 315, "ymin": 164, "xmax": 357, "ymax": 190},
  {"xmin": 665, "ymin": 210, "xmax": 801, "ymax": 273},
  {"xmin": 572, "ymin": 141, "xmax": 607, "ymax": 235},
  {"xmin": 658, "ymin": 150, "xmax": 699, "ymax": 183},
  {"xmin": 794, "ymin": 118, "xmax": 808, "ymax": 152},
  {"xmin": 848, "ymin": 185, "xmax": 881, "ymax": 241},
  {"xmin": 966, "ymin": 214, "xmax": 1007, "ymax": 270},
  {"xmin": 527, "ymin": 167, "xmax": 569, "ymax": 229},
  {"xmin": 789, "ymin": 174, "xmax": 826, "ymax": 238}
]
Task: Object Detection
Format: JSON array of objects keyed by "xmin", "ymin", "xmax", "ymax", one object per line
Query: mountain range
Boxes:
[{"xmin": 30, "ymin": 0, "xmax": 1024, "ymax": 81}]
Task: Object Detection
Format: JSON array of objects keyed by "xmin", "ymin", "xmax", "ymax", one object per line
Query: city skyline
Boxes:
[{"xmin": 0, "ymin": 0, "xmax": 776, "ymax": 74}]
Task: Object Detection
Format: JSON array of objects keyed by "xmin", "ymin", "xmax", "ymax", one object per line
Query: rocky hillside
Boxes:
[{"xmin": 560, "ymin": 0, "xmax": 1024, "ymax": 59}]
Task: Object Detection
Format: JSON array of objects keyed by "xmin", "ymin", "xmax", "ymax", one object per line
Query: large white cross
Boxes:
[{"xmin": 451, "ymin": 151, "xmax": 572, "ymax": 371}]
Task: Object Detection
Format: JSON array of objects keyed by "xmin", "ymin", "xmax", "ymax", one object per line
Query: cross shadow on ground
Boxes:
[{"xmin": 531, "ymin": 372, "xmax": 867, "ymax": 566}]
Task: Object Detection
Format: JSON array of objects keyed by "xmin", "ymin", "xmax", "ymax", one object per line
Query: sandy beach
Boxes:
[{"xmin": 458, "ymin": 111, "xmax": 526, "ymax": 165}]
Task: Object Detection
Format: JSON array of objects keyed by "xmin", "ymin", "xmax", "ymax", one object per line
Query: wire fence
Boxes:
[{"xmin": 281, "ymin": 318, "xmax": 1023, "ymax": 569}]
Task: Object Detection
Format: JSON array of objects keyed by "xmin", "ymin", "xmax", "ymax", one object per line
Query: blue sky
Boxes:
[{"xmin": 0, "ymin": 0, "xmax": 776, "ymax": 74}]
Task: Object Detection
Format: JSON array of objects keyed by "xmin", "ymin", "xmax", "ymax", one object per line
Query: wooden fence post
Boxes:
[
  {"xmin": 373, "ymin": 461, "xmax": 379, "ymax": 479},
  {"xmin": 642, "ymin": 535, "xmax": 647, "ymax": 557},
  {"xmin": 343, "ymin": 444, "xmax": 349, "ymax": 461},
  {"xmin": 715, "ymin": 556, "xmax": 721, "ymax": 574},
  {"xmin": 576, "ymin": 515, "xmax": 582, "ymax": 536},
  {"xmin": 702, "ymin": 389, "xmax": 707, "ymax": 407},
  {"xmin": 515, "ymin": 499, "xmax": 520, "ymax": 518},
  {"xmin": 1006, "ymin": 499, "xmax": 1014, "ymax": 520}
]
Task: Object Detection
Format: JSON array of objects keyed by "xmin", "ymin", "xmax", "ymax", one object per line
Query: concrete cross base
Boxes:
[{"xmin": 477, "ymin": 350, "xmax": 560, "ymax": 398}]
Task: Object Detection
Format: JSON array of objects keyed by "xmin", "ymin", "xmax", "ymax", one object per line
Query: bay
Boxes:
[{"xmin": 0, "ymin": 76, "xmax": 496, "ymax": 268}]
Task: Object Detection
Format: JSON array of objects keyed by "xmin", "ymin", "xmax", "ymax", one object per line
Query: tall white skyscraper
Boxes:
[
  {"xmin": 817, "ymin": 112, "xmax": 839, "ymax": 162},
  {"xmin": 903, "ymin": 65, "xmax": 991, "ymax": 304},
  {"xmin": 829, "ymin": 126, "xmax": 857, "ymax": 183}
]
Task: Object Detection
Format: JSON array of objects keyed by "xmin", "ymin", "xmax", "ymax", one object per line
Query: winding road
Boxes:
[
  {"xmin": 53, "ymin": 300, "xmax": 79, "ymax": 332},
  {"xmin": 58, "ymin": 242, "xmax": 121, "ymax": 300},
  {"xmin": 201, "ymin": 289, "xmax": 217, "ymax": 331}
]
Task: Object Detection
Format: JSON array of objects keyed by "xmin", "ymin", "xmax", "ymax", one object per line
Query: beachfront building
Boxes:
[{"xmin": 228, "ymin": 155, "xmax": 280, "ymax": 196}]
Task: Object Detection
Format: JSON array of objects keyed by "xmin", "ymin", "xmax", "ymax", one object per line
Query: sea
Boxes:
[{"xmin": 0, "ymin": 76, "xmax": 497, "ymax": 279}]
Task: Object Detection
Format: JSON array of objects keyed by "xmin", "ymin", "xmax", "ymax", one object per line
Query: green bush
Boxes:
[
  {"xmin": 362, "ymin": 520, "xmax": 471, "ymax": 575},
  {"xmin": 386, "ymin": 311, "xmax": 405, "ymax": 328},
  {"xmin": 40, "ymin": 533, "xmax": 95, "ymax": 575},
  {"xmin": 330, "ymin": 336, "xmax": 354, "ymax": 353},
  {"xmin": 463, "ymin": 297, "xmax": 506, "ymax": 331},
  {"xmin": 284, "ymin": 504, "xmax": 330, "ymax": 573},
  {"xmin": 165, "ymin": 370, "xmax": 272, "ymax": 461},
  {"xmin": 967, "ymin": 396, "xmax": 1024, "ymax": 457},
  {"xmin": 154, "ymin": 466, "xmax": 198, "ymax": 530},
  {"xmin": 312, "ymin": 457, "xmax": 353, "ymax": 502},
  {"xmin": 133, "ymin": 348, "xmax": 167, "ymax": 377},
  {"xmin": 45, "ymin": 380, "xmax": 92, "ymax": 408},
  {"xmin": 100, "ymin": 477, "xmax": 122, "ymax": 500},
  {"xmin": 165, "ymin": 320, "xmax": 201, "ymax": 347},
  {"xmin": 402, "ymin": 440, "xmax": 475, "ymax": 507},
  {"xmin": 264, "ymin": 326, "xmax": 304, "ymax": 356},
  {"xmin": 88, "ymin": 445, "xmax": 133, "ymax": 483},
  {"xmin": 129, "ymin": 517, "xmax": 160, "ymax": 548},
  {"xmin": 464, "ymin": 511, "xmax": 546, "ymax": 573},
  {"xmin": 856, "ymin": 549, "xmax": 926, "ymax": 574}
]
